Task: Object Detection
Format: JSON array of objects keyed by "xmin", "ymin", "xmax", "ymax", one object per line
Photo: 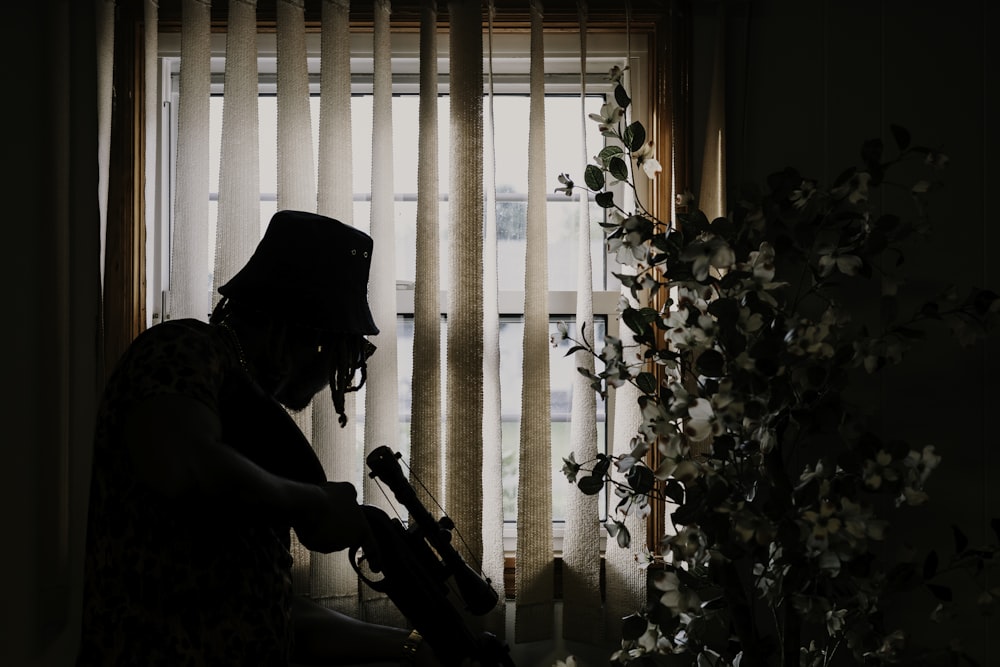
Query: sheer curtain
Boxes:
[{"xmin": 138, "ymin": 0, "xmax": 683, "ymax": 647}]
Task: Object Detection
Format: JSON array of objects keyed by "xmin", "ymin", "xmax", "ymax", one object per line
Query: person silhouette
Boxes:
[{"xmin": 77, "ymin": 210, "xmax": 435, "ymax": 666}]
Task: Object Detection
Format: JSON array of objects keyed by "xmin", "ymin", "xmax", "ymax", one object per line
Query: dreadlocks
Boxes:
[
  {"xmin": 211, "ymin": 296, "xmax": 372, "ymax": 428},
  {"xmin": 326, "ymin": 334, "xmax": 372, "ymax": 428}
]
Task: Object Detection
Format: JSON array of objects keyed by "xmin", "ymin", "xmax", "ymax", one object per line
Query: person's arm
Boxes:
[
  {"xmin": 121, "ymin": 392, "xmax": 365, "ymax": 553},
  {"xmin": 290, "ymin": 595, "xmax": 440, "ymax": 666}
]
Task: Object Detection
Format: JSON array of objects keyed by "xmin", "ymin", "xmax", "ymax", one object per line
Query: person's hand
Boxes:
[{"xmin": 294, "ymin": 481, "xmax": 369, "ymax": 553}]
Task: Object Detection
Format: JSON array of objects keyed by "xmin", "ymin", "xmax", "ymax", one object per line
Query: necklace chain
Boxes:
[{"xmin": 219, "ymin": 320, "xmax": 250, "ymax": 375}]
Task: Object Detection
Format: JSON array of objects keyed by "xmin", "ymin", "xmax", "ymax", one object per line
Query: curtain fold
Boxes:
[
  {"xmin": 514, "ymin": 0, "xmax": 554, "ymax": 642},
  {"xmin": 96, "ymin": 0, "xmax": 114, "ymax": 291},
  {"xmin": 698, "ymin": 4, "xmax": 727, "ymax": 221},
  {"xmin": 561, "ymin": 0, "xmax": 604, "ymax": 643},
  {"xmin": 169, "ymin": 0, "xmax": 211, "ymax": 321},
  {"xmin": 143, "ymin": 0, "xmax": 159, "ymax": 327}
]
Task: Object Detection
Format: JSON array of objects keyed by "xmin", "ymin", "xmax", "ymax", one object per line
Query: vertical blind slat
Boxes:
[
  {"xmin": 214, "ymin": 0, "xmax": 260, "ymax": 307},
  {"xmin": 480, "ymin": 0, "xmax": 508, "ymax": 637},
  {"xmin": 311, "ymin": 0, "xmax": 362, "ymax": 617},
  {"xmin": 360, "ymin": 0, "xmax": 402, "ymax": 625},
  {"xmin": 170, "ymin": 0, "xmax": 211, "ymax": 321},
  {"xmin": 444, "ymin": 0, "xmax": 486, "ymax": 610},
  {"xmin": 561, "ymin": 0, "xmax": 605, "ymax": 642},
  {"xmin": 514, "ymin": 0, "xmax": 555, "ymax": 642},
  {"xmin": 410, "ymin": 0, "xmax": 445, "ymax": 542}
]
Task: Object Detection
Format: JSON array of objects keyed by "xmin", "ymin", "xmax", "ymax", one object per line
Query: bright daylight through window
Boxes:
[{"xmin": 153, "ymin": 31, "xmax": 642, "ymax": 550}]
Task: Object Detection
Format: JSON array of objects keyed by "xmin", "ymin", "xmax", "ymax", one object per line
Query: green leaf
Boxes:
[
  {"xmin": 627, "ymin": 465, "xmax": 655, "ymax": 494},
  {"xmin": 700, "ymin": 597, "xmax": 727, "ymax": 611},
  {"xmin": 578, "ymin": 475, "xmax": 605, "ymax": 495},
  {"xmin": 707, "ymin": 298, "xmax": 740, "ymax": 327},
  {"xmin": 890, "ymin": 124, "xmax": 911, "ymax": 151},
  {"xmin": 663, "ymin": 479, "xmax": 684, "ymax": 504},
  {"xmin": 597, "ymin": 145, "xmax": 625, "ymax": 165},
  {"xmin": 926, "ymin": 583, "xmax": 953, "ymax": 601},
  {"xmin": 953, "ymin": 525, "xmax": 969, "ymax": 554},
  {"xmin": 595, "ymin": 192, "xmax": 616, "ymax": 208},
  {"xmin": 695, "ymin": 349, "xmax": 726, "ymax": 378},
  {"xmin": 609, "ymin": 156, "xmax": 630, "ymax": 182},
  {"xmin": 616, "ymin": 523, "xmax": 632, "ymax": 548},
  {"xmin": 833, "ymin": 167, "xmax": 857, "ymax": 188},
  {"xmin": 880, "ymin": 296, "xmax": 898, "ymax": 326},
  {"xmin": 921, "ymin": 301, "xmax": 941, "ymax": 319},
  {"xmin": 614, "ymin": 83, "xmax": 631, "ymax": 110},
  {"xmin": 623, "ymin": 121, "xmax": 646, "ymax": 152},
  {"xmin": 861, "ymin": 138, "xmax": 884, "ymax": 167},
  {"xmin": 593, "ymin": 454, "xmax": 612, "ymax": 477},
  {"xmin": 621, "ymin": 614, "xmax": 647, "ymax": 641},
  {"xmin": 636, "ymin": 371, "xmax": 658, "ymax": 395},
  {"xmin": 614, "ymin": 272, "xmax": 636, "ymax": 288},
  {"xmin": 623, "ymin": 308, "xmax": 651, "ymax": 336},
  {"xmin": 584, "ymin": 164, "xmax": 605, "ymax": 191},
  {"xmin": 923, "ymin": 550, "xmax": 938, "ymax": 579}
]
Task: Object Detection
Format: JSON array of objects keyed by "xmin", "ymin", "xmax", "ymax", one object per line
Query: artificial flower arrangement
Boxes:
[{"xmin": 555, "ymin": 65, "xmax": 999, "ymax": 666}]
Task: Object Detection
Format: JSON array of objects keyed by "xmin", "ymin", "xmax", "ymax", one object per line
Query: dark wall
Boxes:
[{"xmin": 691, "ymin": 0, "xmax": 999, "ymax": 659}]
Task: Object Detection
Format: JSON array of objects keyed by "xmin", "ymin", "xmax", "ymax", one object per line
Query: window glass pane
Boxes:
[{"xmin": 386, "ymin": 316, "xmax": 607, "ymax": 523}]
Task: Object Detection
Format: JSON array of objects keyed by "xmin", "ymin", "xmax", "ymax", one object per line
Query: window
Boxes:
[{"xmin": 153, "ymin": 29, "xmax": 652, "ymax": 553}]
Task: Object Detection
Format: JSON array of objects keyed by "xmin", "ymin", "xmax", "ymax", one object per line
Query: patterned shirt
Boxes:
[{"xmin": 77, "ymin": 320, "xmax": 308, "ymax": 666}]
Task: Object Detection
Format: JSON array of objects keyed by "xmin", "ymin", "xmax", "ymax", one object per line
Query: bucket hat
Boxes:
[{"xmin": 218, "ymin": 210, "xmax": 379, "ymax": 335}]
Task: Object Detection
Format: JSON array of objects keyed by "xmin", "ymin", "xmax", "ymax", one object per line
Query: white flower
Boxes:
[
  {"xmin": 552, "ymin": 657, "xmax": 577, "ymax": 667},
  {"xmin": 818, "ymin": 250, "xmax": 863, "ymax": 277},
  {"xmin": 831, "ymin": 170, "xmax": 872, "ymax": 204},
  {"xmin": 684, "ymin": 397, "xmax": 719, "ymax": 440},
  {"xmin": 924, "ymin": 150, "xmax": 949, "ymax": 169},
  {"xmin": 663, "ymin": 310, "xmax": 711, "ymax": 351},
  {"xmin": 633, "ymin": 140, "xmax": 662, "ymax": 178},
  {"xmin": 642, "ymin": 157, "xmax": 663, "ymax": 178},
  {"xmin": 904, "ymin": 445, "xmax": 941, "ymax": 484},
  {"xmin": 555, "ymin": 172, "xmax": 575, "ymax": 196},
  {"xmin": 881, "ymin": 275, "xmax": 902, "ymax": 296},
  {"xmin": 652, "ymin": 570, "xmax": 701, "ymax": 615},
  {"xmin": 550, "ymin": 320, "xmax": 570, "ymax": 347},
  {"xmin": 588, "ymin": 101, "xmax": 623, "ymax": 132},
  {"xmin": 789, "ymin": 179, "xmax": 817, "ymax": 210},
  {"xmin": 607, "ymin": 64, "xmax": 629, "ymax": 83},
  {"xmin": 898, "ymin": 486, "xmax": 930, "ymax": 506},
  {"xmin": 682, "ymin": 234, "xmax": 736, "ymax": 281},
  {"xmin": 826, "ymin": 609, "xmax": 847, "ymax": 637},
  {"xmin": 745, "ymin": 242, "xmax": 776, "ymax": 282}
]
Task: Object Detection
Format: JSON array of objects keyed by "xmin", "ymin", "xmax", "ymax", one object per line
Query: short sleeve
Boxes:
[{"xmin": 113, "ymin": 320, "xmax": 234, "ymax": 415}]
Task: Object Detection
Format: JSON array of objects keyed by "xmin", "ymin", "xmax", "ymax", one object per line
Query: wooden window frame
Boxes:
[{"xmin": 107, "ymin": 0, "xmax": 691, "ymax": 594}]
